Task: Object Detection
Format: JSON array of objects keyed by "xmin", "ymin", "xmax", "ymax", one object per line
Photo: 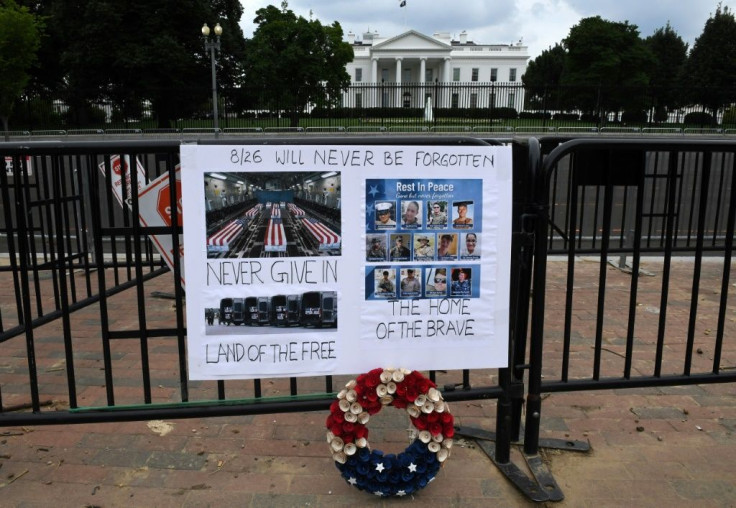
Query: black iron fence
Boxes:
[
  {"xmin": 1, "ymin": 136, "xmax": 735, "ymax": 502},
  {"xmin": 523, "ymin": 138, "xmax": 736, "ymax": 457},
  {"xmin": 7, "ymin": 84, "xmax": 736, "ymax": 134}
]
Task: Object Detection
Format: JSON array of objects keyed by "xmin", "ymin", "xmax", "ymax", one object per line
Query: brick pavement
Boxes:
[{"xmin": 0, "ymin": 259, "xmax": 734, "ymax": 507}]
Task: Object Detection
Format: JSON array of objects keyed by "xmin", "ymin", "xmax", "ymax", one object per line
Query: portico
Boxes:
[{"xmin": 344, "ymin": 29, "xmax": 529, "ymax": 110}]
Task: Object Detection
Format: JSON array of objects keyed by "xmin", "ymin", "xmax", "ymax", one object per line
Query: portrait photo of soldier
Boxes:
[
  {"xmin": 426, "ymin": 201, "xmax": 448, "ymax": 229},
  {"xmin": 389, "ymin": 233, "xmax": 411, "ymax": 261},
  {"xmin": 451, "ymin": 267, "xmax": 472, "ymax": 296},
  {"xmin": 437, "ymin": 233, "xmax": 458, "ymax": 260},
  {"xmin": 375, "ymin": 268, "xmax": 396, "ymax": 297},
  {"xmin": 400, "ymin": 268, "xmax": 422, "ymax": 296},
  {"xmin": 375, "ymin": 201, "xmax": 396, "ymax": 229},
  {"xmin": 460, "ymin": 232, "xmax": 481, "ymax": 259},
  {"xmin": 366, "ymin": 234, "xmax": 387, "ymax": 261},
  {"xmin": 452, "ymin": 201, "xmax": 474, "ymax": 229},
  {"xmin": 401, "ymin": 200, "xmax": 423, "ymax": 229},
  {"xmin": 425, "ymin": 267, "xmax": 448, "ymax": 296},
  {"xmin": 414, "ymin": 234, "xmax": 435, "ymax": 260}
]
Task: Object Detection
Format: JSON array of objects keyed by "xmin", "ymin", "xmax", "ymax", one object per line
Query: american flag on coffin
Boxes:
[
  {"xmin": 303, "ymin": 218, "xmax": 341, "ymax": 250},
  {"xmin": 264, "ymin": 217, "xmax": 287, "ymax": 252},
  {"xmin": 245, "ymin": 203, "xmax": 263, "ymax": 217},
  {"xmin": 271, "ymin": 204, "xmax": 281, "ymax": 218},
  {"xmin": 287, "ymin": 203, "xmax": 305, "ymax": 218},
  {"xmin": 207, "ymin": 217, "xmax": 248, "ymax": 252}
]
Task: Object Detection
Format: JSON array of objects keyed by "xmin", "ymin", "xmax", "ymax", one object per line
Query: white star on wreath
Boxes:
[
  {"xmin": 373, "ymin": 490, "xmax": 384, "ymax": 496},
  {"xmin": 348, "ymin": 477, "xmax": 357, "ymax": 485},
  {"xmin": 408, "ymin": 462, "xmax": 418, "ymax": 473},
  {"xmin": 375, "ymin": 462, "xmax": 385, "ymax": 473},
  {"xmin": 396, "ymin": 490, "xmax": 407, "ymax": 496}
]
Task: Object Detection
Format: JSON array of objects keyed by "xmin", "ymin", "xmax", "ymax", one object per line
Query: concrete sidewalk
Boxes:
[{"xmin": 0, "ymin": 259, "xmax": 734, "ymax": 507}]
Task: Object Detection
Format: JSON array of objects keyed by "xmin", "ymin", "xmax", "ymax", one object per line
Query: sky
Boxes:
[{"xmin": 238, "ymin": 0, "xmax": 735, "ymax": 59}]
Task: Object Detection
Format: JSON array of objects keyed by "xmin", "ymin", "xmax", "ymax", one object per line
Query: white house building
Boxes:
[{"xmin": 343, "ymin": 29, "xmax": 530, "ymax": 110}]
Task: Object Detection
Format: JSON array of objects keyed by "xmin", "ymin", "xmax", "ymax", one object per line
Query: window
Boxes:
[
  {"xmin": 381, "ymin": 68, "xmax": 389, "ymax": 81},
  {"xmin": 355, "ymin": 68, "xmax": 362, "ymax": 82},
  {"xmin": 509, "ymin": 68, "xmax": 517, "ymax": 82},
  {"xmin": 451, "ymin": 93, "xmax": 459, "ymax": 108},
  {"xmin": 508, "ymin": 92, "xmax": 516, "ymax": 108},
  {"xmin": 356, "ymin": 93, "xmax": 363, "ymax": 108},
  {"xmin": 403, "ymin": 69, "xmax": 411, "ymax": 83},
  {"xmin": 452, "ymin": 68, "xmax": 460, "ymax": 81},
  {"xmin": 425, "ymin": 68, "xmax": 434, "ymax": 82},
  {"xmin": 470, "ymin": 93, "xmax": 478, "ymax": 108},
  {"xmin": 490, "ymin": 68, "xmax": 498, "ymax": 82},
  {"xmin": 471, "ymin": 68, "xmax": 479, "ymax": 82}
]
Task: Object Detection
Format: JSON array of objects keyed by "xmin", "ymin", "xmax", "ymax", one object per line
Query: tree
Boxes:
[
  {"xmin": 521, "ymin": 44, "xmax": 567, "ymax": 111},
  {"xmin": 242, "ymin": 2, "xmax": 353, "ymax": 127},
  {"xmin": 644, "ymin": 23, "xmax": 688, "ymax": 121},
  {"xmin": 684, "ymin": 4, "xmax": 736, "ymax": 120},
  {"xmin": 24, "ymin": 0, "xmax": 247, "ymax": 127},
  {"xmin": 562, "ymin": 16, "xmax": 654, "ymax": 121},
  {"xmin": 0, "ymin": 0, "xmax": 42, "ymax": 137}
]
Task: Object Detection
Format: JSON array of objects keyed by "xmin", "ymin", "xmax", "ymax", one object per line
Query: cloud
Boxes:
[{"xmin": 239, "ymin": 0, "xmax": 736, "ymax": 58}]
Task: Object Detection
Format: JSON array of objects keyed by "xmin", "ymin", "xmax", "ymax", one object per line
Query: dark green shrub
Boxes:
[
  {"xmin": 519, "ymin": 111, "xmax": 552, "ymax": 120},
  {"xmin": 490, "ymin": 107, "xmax": 518, "ymax": 119},
  {"xmin": 63, "ymin": 104, "xmax": 107, "ymax": 127},
  {"xmin": 651, "ymin": 106, "xmax": 669, "ymax": 123},
  {"xmin": 621, "ymin": 109, "xmax": 647, "ymax": 124},
  {"xmin": 683, "ymin": 111, "xmax": 714, "ymax": 126},
  {"xmin": 11, "ymin": 97, "xmax": 64, "ymax": 130},
  {"xmin": 580, "ymin": 113, "xmax": 602, "ymax": 123}
]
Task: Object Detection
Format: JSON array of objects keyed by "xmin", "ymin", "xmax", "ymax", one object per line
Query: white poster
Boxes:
[{"xmin": 181, "ymin": 144, "xmax": 512, "ymax": 380}]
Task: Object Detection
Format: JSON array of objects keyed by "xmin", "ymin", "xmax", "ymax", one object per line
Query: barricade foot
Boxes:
[
  {"xmin": 475, "ymin": 438, "xmax": 551, "ymax": 502},
  {"xmin": 456, "ymin": 425, "xmax": 589, "ymax": 502}
]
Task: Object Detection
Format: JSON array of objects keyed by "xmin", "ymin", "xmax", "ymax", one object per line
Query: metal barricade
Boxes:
[
  {"xmin": 8, "ymin": 136, "xmax": 734, "ymax": 501},
  {"xmin": 0, "ymin": 137, "xmax": 533, "ymax": 485},
  {"xmin": 524, "ymin": 138, "xmax": 736, "ymax": 461}
]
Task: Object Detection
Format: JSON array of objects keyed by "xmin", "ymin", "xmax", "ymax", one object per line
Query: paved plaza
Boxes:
[{"xmin": 0, "ymin": 259, "xmax": 734, "ymax": 507}]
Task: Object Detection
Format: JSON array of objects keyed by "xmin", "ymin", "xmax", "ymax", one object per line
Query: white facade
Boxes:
[{"xmin": 343, "ymin": 30, "xmax": 530, "ymax": 110}]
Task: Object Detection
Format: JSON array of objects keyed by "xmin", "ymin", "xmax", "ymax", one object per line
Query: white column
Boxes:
[
  {"xmin": 395, "ymin": 58, "xmax": 403, "ymax": 106},
  {"xmin": 420, "ymin": 58, "xmax": 426, "ymax": 84},
  {"xmin": 443, "ymin": 57, "xmax": 451, "ymax": 83},
  {"xmin": 371, "ymin": 58, "xmax": 379, "ymax": 107}
]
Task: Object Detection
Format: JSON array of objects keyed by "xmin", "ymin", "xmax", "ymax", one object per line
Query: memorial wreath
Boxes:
[{"xmin": 325, "ymin": 367, "xmax": 454, "ymax": 497}]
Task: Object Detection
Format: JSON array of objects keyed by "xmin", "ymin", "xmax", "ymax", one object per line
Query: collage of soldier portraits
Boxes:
[{"xmin": 364, "ymin": 179, "xmax": 482, "ymax": 301}]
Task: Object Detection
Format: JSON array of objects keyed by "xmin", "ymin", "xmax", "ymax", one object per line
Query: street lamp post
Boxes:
[{"xmin": 202, "ymin": 22, "xmax": 223, "ymax": 134}]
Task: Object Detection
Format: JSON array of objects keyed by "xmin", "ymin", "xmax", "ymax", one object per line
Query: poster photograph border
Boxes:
[{"xmin": 326, "ymin": 367, "xmax": 454, "ymax": 497}]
